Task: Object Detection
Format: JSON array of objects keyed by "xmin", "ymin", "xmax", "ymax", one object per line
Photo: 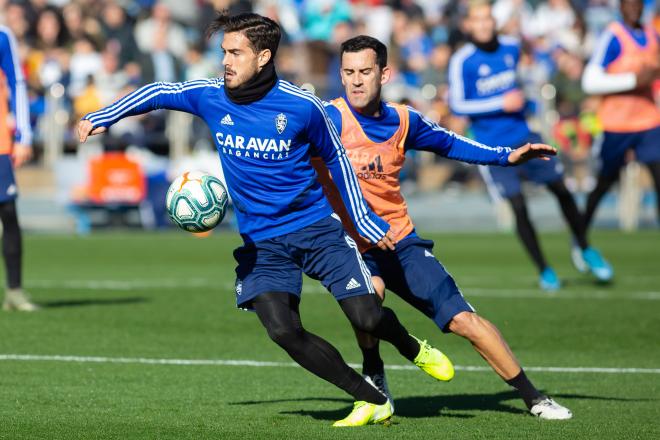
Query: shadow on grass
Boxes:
[
  {"xmin": 560, "ymin": 276, "xmax": 615, "ymax": 288},
  {"xmin": 232, "ymin": 390, "xmax": 646, "ymax": 421},
  {"xmin": 39, "ymin": 297, "xmax": 148, "ymax": 308}
]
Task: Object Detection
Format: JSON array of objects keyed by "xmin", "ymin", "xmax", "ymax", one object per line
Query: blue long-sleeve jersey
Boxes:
[
  {"xmin": 83, "ymin": 79, "xmax": 389, "ymax": 243},
  {"xmin": 0, "ymin": 26, "xmax": 31, "ymax": 146},
  {"xmin": 448, "ymin": 36, "xmax": 530, "ymax": 147},
  {"xmin": 325, "ymin": 98, "xmax": 511, "ymax": 166}
]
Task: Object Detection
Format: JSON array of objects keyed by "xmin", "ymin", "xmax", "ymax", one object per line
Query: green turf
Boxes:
[{"xmin": 0, "ymin": 230, "xmax": 659, "ymax": 439}]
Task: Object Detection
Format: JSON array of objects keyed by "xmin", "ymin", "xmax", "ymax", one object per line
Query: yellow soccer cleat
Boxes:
[
  {"xmin": 332, "ymin": 400, "xmax": 393, "ymax": 427},
  {"xmin": 412, "ymin": 335, "xmax": 454, "ymax": 381}
]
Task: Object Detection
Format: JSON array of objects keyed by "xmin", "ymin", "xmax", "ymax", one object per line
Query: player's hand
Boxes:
[
  {"xmin": 507, "ymin": 143, "xmax": 557, "ymax": 165},
  {"xmin": 77, "ymin": 119, "xmax": 107, "ymax": 143},
  {"xmin": 11, "ymin": 143, "xmax": 32, "ymax": 168},
  {"xmin": 502, "ymin": 89, "xmax": 525, "ymax": 113},
  {"xmin": 376, "ymin": 229, "xmax": 396, "ymax": 251}
]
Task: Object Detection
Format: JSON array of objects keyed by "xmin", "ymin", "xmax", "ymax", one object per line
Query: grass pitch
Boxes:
[{"xmin": 0, "ymin": 230, "xmax": 658, "ymax": 439}]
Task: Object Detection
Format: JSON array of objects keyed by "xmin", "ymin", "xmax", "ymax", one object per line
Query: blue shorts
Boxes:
[
  {"xmin": 0, "ymin": 154, "xmax": 17, "ymax": 202},
  {"xmin": 598, "ymin": 126, "xmax": 660, "ymax": 178},
  {"xmin": 479, "ymin": 133, "xmax": 564, "ymax": 198},
  {"xmin": 233, "ymin": 215, "xmax": 375, "ymax": 310},
  {"xmin": 362, "ymin": 235, "xmax": 474, "ymax": 332}
]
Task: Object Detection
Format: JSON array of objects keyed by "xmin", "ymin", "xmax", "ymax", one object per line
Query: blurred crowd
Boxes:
[{"xmin": 2, "ymin": 0, "xmax": 660, "ymax": 193}]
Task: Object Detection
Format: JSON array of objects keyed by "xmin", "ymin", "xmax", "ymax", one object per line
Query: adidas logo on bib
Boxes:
[{"xmin": 346, "ymin": 278, "xmax": 361, "ymax": 290}]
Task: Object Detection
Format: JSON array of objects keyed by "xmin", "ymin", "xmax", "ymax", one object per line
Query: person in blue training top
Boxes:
[
  {"xmin": 448, "ymin": 0, "xmax": 613, "ymax": 291},
  {"xmin": 0, "ymin": 26, "xmax": 37, "ymax": 312},
  {"xmin": 78, "ymin": 12, "xmax": 456, "ymax": 427},
  {"xmin": 314, "ymin": 35, "xmax": 572, "ymax": 420}
]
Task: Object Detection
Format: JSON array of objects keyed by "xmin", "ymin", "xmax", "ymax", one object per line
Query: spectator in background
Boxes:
[
  {"xmin": 0, "ymin": 26, "xmax": 36, "ymax": 311},
  {"xmin": 134, "ymin": 2, "xmax": 188, "ymax": 61},
  {"xmin": 100, "ymin": 2, "xmax": 141, "ymax": 69},
  {"xmin": 26, "ymin": 7, "xmax": 70, "ymax": 91},
  {"xmin": 68, "ymin": 37, "xmax": 102, "ymax": 98},
  {"xmin": 4, "ymin": 2, "xmax": 30, "ymax": 43},
  {"xmin": 399, "ymin": 17, "xmax": 433, "ymax": 86},
  {"xmin": 302, "ymin": 0, "xmax": 352, "ymax": 41},
  {"xmin": 531, "ymin": 0, "xmax": 576, "ymax": 42}
]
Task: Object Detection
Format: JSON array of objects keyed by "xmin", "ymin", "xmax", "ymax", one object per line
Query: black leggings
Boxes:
[
  {"xmin": 508, "ymin": 194, "xmax": 547, "ymax": 272},
  {"xmin": 585, "ymin": 161, "xmax": 660, "ymax": 229},
  {"xmin": 546, "ymin": 179, "xmax": 588, "ymax": 249},
  {"xmin": 253, "ymin": 292, "xmax": 419, "ymax": 404},
  {"xmin": 0, "ymin": 200, "xmax": 22, "ymax": 289},
  {"xmin": 508, "ymin": 180, "xmax": 588, "ymax": 272}
]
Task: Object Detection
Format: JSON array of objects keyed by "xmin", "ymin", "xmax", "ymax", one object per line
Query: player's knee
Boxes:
[
  {"xmin": 448, "ymin": 311, "xmax": 482, "ymax": 340},
  {"xmin": 264, "ymin": 323, "xmax": 302, "ymax": 348},
  {"xmin": 340, "ymin": 294, "xmax": 383, "ymax": 333},
  {"xmin": 351, "ymin": 309, "xmax": 382, "ymax": 334},
  {"xmin": 348, "ymin": 304, "xmax": 384, "ymax": 334}
]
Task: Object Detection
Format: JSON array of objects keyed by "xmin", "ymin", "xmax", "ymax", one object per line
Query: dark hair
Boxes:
[
  {"xmin": 206, "ymin": 12, "xmax": 281, "ymax": 58},
  {"xmin": 340, "ymin": 35, "xmax": 388, "ymax": 69}
]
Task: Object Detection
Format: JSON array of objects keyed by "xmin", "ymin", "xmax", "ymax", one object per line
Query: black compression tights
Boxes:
[
  {"xmin": 585, "ymin": 162, "xmax": 660, "ymax": 229},
  {"xmin": 584, "ymin": 173, "xmax": 619, "ymax": 230},
  {"xmin": 546, "ymin": 180, "xmax": 588, "ymax": 249},
  {"xmin": 508, "ymin": 194, "xmax": 547, "ymax": 272},
  {"xmin": 0, "ymin": 200, "xmax": 22, "ymax": 289},
  {"xmin": 253, "ymin": 293, "xmax": 420, "ymax": 404}
]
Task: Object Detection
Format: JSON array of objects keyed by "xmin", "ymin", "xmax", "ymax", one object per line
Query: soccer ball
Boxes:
[{"xmin": 166, "ymin": 171, "xmax": 228, "ymax": 232}]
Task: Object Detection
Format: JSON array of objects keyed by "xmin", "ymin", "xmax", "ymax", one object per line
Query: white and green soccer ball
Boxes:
[{"xmin": 166, "ymin": 171, "xmax": 228, "ymax": 232}]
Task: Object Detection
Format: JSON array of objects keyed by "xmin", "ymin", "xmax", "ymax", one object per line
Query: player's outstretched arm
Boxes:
[
  {"xmin": 507, "ymin": 143, "xmax": 557, "ymax": 165},
  {"xmin": 78, "ymin": 79, "xmax": 217, "ymax": 143}
]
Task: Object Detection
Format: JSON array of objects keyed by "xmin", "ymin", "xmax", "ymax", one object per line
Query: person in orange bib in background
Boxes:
[
  {"xmin": 582, "ymin": 0, "xmax": 660, "ymax": 227},
  {"xmin": 312, "ymin": 35, "xmax": 572, "ymax": 419},
  {"xmin": 0, "ymin": 26, "xmax": 35, "ymax": 311}
]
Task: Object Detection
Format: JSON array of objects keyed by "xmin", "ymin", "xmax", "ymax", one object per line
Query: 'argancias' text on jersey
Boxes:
[{"xmin": 83, "ymin": 79, "xmax": 388, "ymax": 243}]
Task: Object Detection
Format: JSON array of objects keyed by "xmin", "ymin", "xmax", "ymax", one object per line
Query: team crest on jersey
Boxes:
[
  {"xmin": 275, "ymin": 113, "xmax": 287, "ymax": 134},
  {"xmin": 505, "ymin": 54, "xmax": 514, "ymax": 68},
  {"xmin": 478, "ymin": 64, "xmax": 491, "ymax": 76}
]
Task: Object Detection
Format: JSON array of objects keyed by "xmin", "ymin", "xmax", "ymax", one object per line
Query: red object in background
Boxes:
[
  {"xmin": 87, "ymin": 152, "xmax": 146, "ymax": 205},
  {"xmin": 552, "ymin": 118, "xmax": 593, "ymax": 156}
]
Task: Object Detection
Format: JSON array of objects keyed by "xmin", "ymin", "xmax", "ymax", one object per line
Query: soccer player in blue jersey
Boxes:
[
  {"xmin": 78, "ymin": 12, "xmax": 456, "ymax": 427},
  {"xmin": 314, "ymin": 35, "xmax": 571, "ymax": 420},
  {"xmin": 582, "ymin": 0, "xmax": 660, "ymax": 228},
  {"xmin": 0, "ymin": 26, "xmax": 37, "ymax": 312},
  {"xmin": 448, "ymin": 1, "xmax": 613, "ymax": 290}
]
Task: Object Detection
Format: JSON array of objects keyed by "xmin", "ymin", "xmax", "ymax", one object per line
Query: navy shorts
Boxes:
[
  {"xmin": 233, "ymin": 215, "xmax": 375, "ymax": 310},
  {"xmin": 362, "ymin": 235, "xmax": 474, "ymax": 332},
  {"xmin": 479, "ymin": 133, "xmax": 564, "ymax": 198},
  {"xmin": 0, "ymin": 154, "xmax": 17, "ymax": 202},
  {"xmin": 598, "ymin": 126, "xmax": 660, "ymax": 178}
]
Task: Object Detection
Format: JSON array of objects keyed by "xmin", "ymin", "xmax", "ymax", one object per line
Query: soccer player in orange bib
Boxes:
[
  {"xmin": 582, "ymin": 0, "xmax": 660, "ymax": 228},
  {"xmin": 312, "ymin": 35, "xmax": 571, "ymax": 419},
  {"xmin": 0, "ymin": 26, "xmax": 35, "ymax": 311}
]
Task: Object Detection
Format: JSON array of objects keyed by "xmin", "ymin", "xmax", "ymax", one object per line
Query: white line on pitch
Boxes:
[
  {"xmin": 24, "ymin": 279, "xmax": 660, "ymax": 300},
  {"xmin": 1, "ymin": 354, "xmax": 659, "ymax": 374}
]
